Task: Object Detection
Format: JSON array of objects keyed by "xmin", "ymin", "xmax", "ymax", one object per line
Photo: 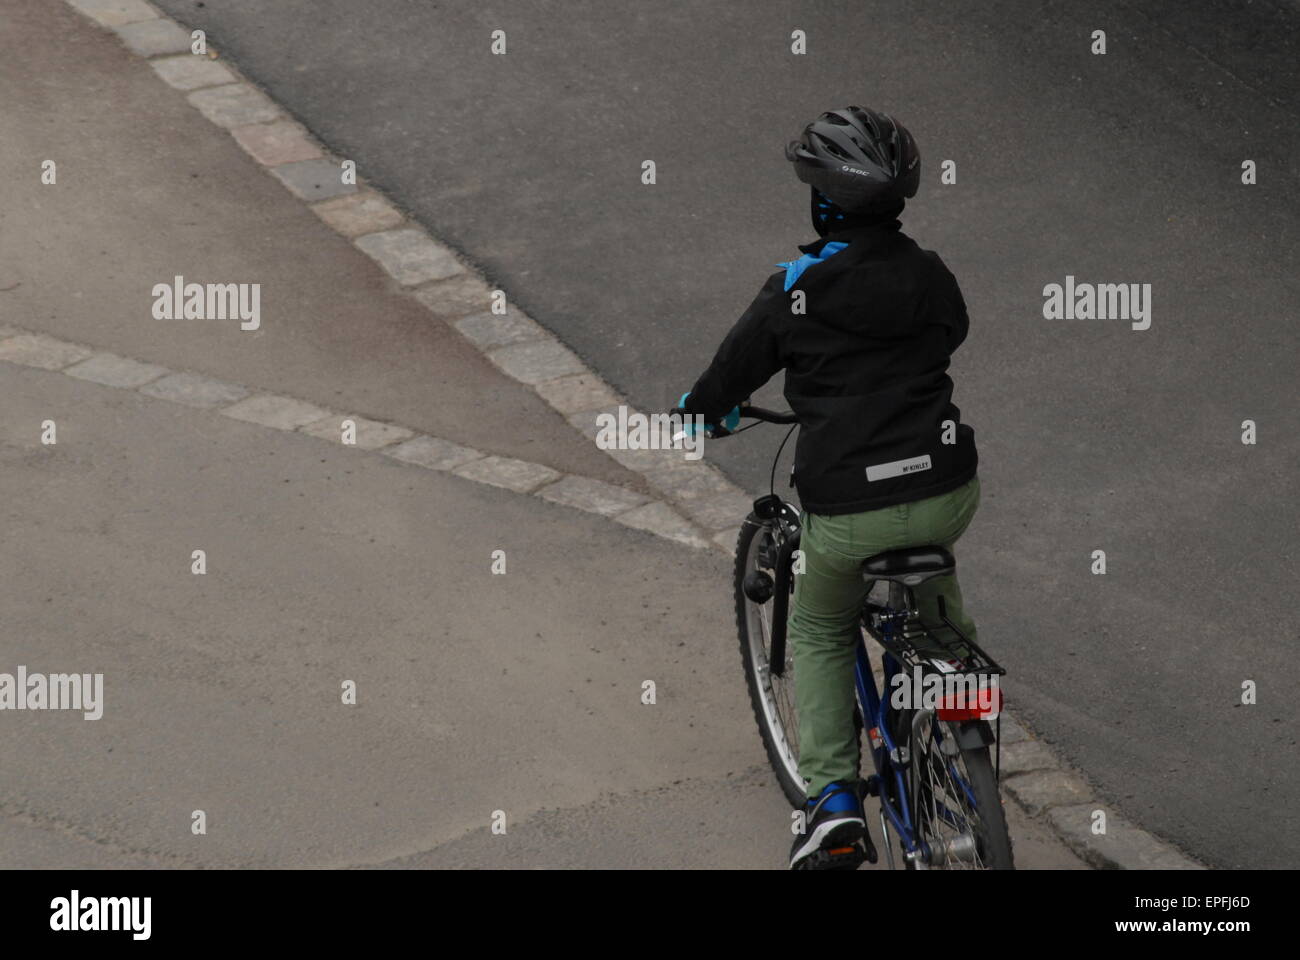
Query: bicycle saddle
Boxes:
[{"xmin": 861, "ymin": 546, "xmax": 955, "ymax": 585}]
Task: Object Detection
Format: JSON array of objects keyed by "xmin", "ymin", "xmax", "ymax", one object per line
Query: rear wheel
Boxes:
[
  {"xmin": 734, "ymin": 521, "xmax": 805, "ymax": 808},
  {"xmin": 909, "ymin": 715, "xmax": 1015, "ymax": 869}
]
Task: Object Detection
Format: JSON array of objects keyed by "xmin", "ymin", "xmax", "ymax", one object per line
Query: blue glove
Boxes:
[{"xmin": 679, "ymin": 392, "xmax": 740, "ymax": 436}]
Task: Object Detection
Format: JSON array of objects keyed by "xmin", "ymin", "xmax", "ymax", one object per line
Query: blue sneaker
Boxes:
[{"xmin": 789, "ymin": 780, "xmax": 876, "ymax": 870}]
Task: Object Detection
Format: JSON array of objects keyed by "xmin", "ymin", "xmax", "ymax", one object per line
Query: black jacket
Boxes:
[{"xmin": 684, "ymin": 220, "xmax": 977, "ymax": 515}]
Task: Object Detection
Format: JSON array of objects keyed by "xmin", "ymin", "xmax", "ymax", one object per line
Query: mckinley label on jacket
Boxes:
[{"xmin": 866, "ymin": 454, "xmax": 933, "ymax": 482}]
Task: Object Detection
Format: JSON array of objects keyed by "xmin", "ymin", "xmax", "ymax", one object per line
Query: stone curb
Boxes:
[
  {"xmin": 1045, "ymin": 803, "xmax": 1205, "ymax": 871},
  {"xmin": 998, "ymin": 745, "xmax": 1204, "ymax": 869},
  {"xmin": 0, "ymin": 326, "xmax": 698, "ymax": 549}
]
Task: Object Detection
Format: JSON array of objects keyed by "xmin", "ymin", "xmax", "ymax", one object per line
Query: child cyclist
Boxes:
[{"xmin": 677, "ymin": 106, "xmax": 981, "ymax": 870}]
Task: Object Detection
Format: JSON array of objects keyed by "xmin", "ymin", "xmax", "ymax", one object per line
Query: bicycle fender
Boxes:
[
  {"xmin": 955, "ymin": 720, "xmax": 995, "ymax": 750},
  {"xmin": 768, "ymin": 528, "xmax": 801, "ymax": 678}
]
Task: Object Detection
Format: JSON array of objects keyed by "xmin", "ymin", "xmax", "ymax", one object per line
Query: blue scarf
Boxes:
[{"xmin": 777, "ymin": 241, "xmax": 847, "ymax": 291}]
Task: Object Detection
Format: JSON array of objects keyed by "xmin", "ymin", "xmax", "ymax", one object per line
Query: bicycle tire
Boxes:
[
  {"xmin": 733, "ymin": 521, "xmax": 806, "ymax": 808},
  {"xmin": 910, "ymin": 719, "xmax": 1015, "ymax": 870},
  {"xmin": 957, "ymin": 744, "xmax": 1015, "ymax": 868}
]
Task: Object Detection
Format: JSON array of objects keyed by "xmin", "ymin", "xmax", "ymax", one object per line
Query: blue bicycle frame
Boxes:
[
  {"xmin": 855, "ymin": 606, "xmax": 996, "ymax": 868},
  {"xmin": 854, "ymin": 624, "xmax": 922, "ymax": 862}
]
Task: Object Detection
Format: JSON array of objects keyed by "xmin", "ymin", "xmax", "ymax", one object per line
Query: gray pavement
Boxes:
[
  {"xmin": 0, "ymin": 0, "xmax": 1084, "ymax": 870},
  {"xmin": 142, "ymin": 0, "xmax": 1299, "ymax": 867}
]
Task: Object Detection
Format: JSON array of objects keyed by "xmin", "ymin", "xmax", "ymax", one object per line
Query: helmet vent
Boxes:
[{"xmin": 815, "ymin": 135, "xmax": 853, "ymax": 162}]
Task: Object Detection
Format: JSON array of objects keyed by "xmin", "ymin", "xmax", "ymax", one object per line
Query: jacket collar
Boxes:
[{"xmin": 799, "ymin": 219, "xmax": 902, "ymax": 255}]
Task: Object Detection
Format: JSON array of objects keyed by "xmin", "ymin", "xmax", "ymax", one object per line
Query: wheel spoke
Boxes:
[{"xmin": 913, "ymin": 717, "xmax": 994, "ymax": 869}]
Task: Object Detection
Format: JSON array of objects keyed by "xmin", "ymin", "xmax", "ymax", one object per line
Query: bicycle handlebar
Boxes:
[
  {"xmin": 669, "ymin": 401, "xmax": 799, "ymax": 438},
  {"xmin": 733, "ymin": 404, "xmax": 799, "ymax": 425}
]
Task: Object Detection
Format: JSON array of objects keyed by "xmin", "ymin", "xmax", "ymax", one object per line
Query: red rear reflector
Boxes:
[{"xmin": 936, "ymin": 686, "xmax": 1002, "ymax": 721}]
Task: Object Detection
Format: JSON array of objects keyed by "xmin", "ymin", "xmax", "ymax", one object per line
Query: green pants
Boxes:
[{"xmin": 790, "ymin": 475, "xmax": 981, "ymax": 798}]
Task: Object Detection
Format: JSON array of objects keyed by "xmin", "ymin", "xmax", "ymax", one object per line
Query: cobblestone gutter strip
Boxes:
[
  {"xmin": 61, "ymin": 0, "xmax": 1206, "ymax": 870},
  {"xmin": 0, "ymin": 328, "xmax": 695, "ymax": 547}
]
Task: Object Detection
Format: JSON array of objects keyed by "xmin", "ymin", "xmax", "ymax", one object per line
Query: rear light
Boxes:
[{"xmin": 936, "ymin": 685, "xmax": 1002, "ymax": 721}]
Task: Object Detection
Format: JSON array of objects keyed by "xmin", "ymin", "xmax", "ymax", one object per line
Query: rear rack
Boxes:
[{"xmin": 863, "ymin": 595, "xmax": 1005, "ymax": 677}]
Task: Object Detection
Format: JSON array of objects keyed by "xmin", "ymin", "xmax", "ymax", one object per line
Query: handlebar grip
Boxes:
[{"xmin": 741, "ymin": 406, "xmax": 799, "ymax": 425}]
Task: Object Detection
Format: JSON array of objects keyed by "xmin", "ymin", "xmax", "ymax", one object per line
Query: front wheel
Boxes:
[{"xmin": 734, "ymin": 520, "xmax": 805, "ymax": 808}]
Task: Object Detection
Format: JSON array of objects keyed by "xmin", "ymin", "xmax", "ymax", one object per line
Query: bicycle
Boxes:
[{"xmin": 681, "ymin": 401, "xmax": 1015, "ymax": 870}]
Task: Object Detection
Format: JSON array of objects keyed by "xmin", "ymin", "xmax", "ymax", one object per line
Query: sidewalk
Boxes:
[{"xmin": 0, "ymin": 0, "xmax": 1086, "ymax": 868}]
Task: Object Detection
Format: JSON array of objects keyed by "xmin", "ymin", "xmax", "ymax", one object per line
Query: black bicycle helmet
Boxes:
[{"xmin": 786, "ymin": 106, "xmax": 920, "ymax": 213}]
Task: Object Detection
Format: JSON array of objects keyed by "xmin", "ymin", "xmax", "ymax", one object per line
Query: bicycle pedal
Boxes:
[
  {"xmin": 861, "ymin": 833, "xmax": 878, "ymax": 865},
  {"xmin": 797, "ymin": 848, "xmax": 863, "ymax": 871},
  {"xmin": 798, "ymin": 840, "xmax": 871, "ymax": 871}
]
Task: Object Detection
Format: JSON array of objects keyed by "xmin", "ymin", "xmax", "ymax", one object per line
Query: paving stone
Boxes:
[
  {"xmin": 270, "ymin": 157, "xmax": 357, "ymax": 202},
  {"xmin": 299, "ymin": 415, "xmax": 414, "ymax": 450},
  {"xmin": 712, "ymin": 527, "xmax": 743, "ymax": 554},
  {"xmin": 67, "ymin": 0, "xmax": 160, "ymax": 28},
  {"xmin": 614, "ymin": 501, "xmax": 708, "ymax": 549},
  {"xmin": 672, "ymin": 488, "xmax": 756, "ymax": 533},
  {"xmin": 219, "ymin": 394, "xmax": 330, "ymax": 430},
  {"xmin": 603, "ymin": 443, "xmax": 702, "ymax": 474},
  {"xmin": 148, "ymin": 54, "xmax": 235, "ymax": 90},
  {"xmin": 453, "ymin": 456, "xmax": 560, "ymax": 494},
  {"xmin": 412, "ymin": 274, "xmax": 496, "ymax": 319},
  {"xmin": 64, "ymin": 352, "xmax": 169, "ymax": 388},
  {"xmin": 566, "ymin": 406, "xmax": 619, "ymax": 444},
  {"xmin": 231, "ymin": 120, "xmax": 322, "ymax": 166},
  {"xmin": 569, "ymin": 407, "xmax": 703, "ymax": 472},
  {"xmin": 383, "ymin": 435, "xmax": 483, "ymax": 471},
  {"xmin": 487, "ymin": 339, "xmax": 586, "ymax": 385},
  {"xmin": 114, "ymin": 17, "xmax": 191, "ymax": 57},
  {"xmin": 641, "ymin": 460, "xmax": 737, "ymax": 500},
  {"xmin": 535, "ymin": 475, "xmax": 649, "ymax": 517},
  {"xmin": 188, "ymin": 84, "xmax": 281, "ymax": 128},
  {"xmin": 997, "ymin": 738, "xmax": 1059, "ymax": 776},
  {"xmin": 534, "ymin": 374, "xmax": 621, "ymax": 416},
  {"xmin": 1046, "ymin": 803, "xmax": 1205, "ymax": 870},
  {"xmin": 310, "ymin": 192, "xmax": 403, "ymax": 238},
  {"xmin": 354, "ymin": 229, "xmax": 464, "ymax": 286},
  {"xmin": 453, "ymin": 310, "xmax": 546, "ymax": 350},
  {"xmin": 0, "ymin": 334, "xmax": 94, "ymax": 370},
  {"xmin": 138, "ymin": 371, "xmax": 248, "ymax": 408},
  {"xmin": 1002, "ymin": 769, "xmax": 1093, "ymax": 817}
]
